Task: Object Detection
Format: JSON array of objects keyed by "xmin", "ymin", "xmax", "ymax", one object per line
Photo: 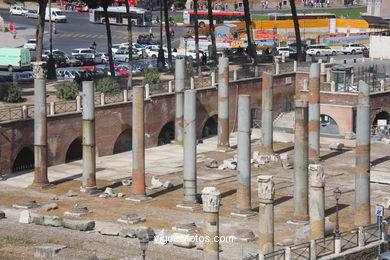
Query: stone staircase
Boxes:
[{"xmin": 273, "ymin": 111, "xmax": 295, "ymax": 131}]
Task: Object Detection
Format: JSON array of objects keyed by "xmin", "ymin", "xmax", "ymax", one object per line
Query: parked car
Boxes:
[
  {"xmin": 9, "ymin": 6, "xmax": 28, "ymax": 15},
  {"xmin": 112, "ymin": 44, "xmax": 123, "ymax": 54},
  {"xmin": 306, "ymin": 45, "xmax": 336, "ymax": 56},
  {"xmin": 276, "ymin": 47, "xmax": 295, "ymax": 57},
  {"xmin": 379, "ymin": 252, "xmax": 390, "ymax": 260},
  {"xmin": 52, "ymin": 54, "xmax": 67, "ymax": 68},
  {"xmin": 145, "ymin": 46, "xmax": 169, "ymax": 58},
  {"xmin": 362, "ymin": 48, "xmax": 369, "ymax": 58},
  {"xmin": 79, "ymin": 66, "xmax": 105, "ymax": 76},
  {"xmin": 342, "ymin": 43, "xmax": 367, "ymax": 55},
  {"xmin": 16, "ymin": 71, "xmax": 34, "ymax": 82},
  {"xmin": 73, "ymin": 54, "xmax": 94, "ymax": 65},
  {"xmin": 57, "ymin": 69, "xmax": 80, "ymax": 79},
  {"xmin": 114, "ymin": 49, "xmax": 141, "ymax": 62},
  {"xmin": 42, "ymin": 49, "xmax": 65, "ymax": 59},
  {"xmin": 75, "ymin": 4, "xmax": 89, "ymax": 12},
  {"xmin": 65, "ymin": 55, "xmax": 82, "ymax": 67},
  {"xmin": 72, "ymin": 48, "xmax": 94, "ymax": 56},
  {"xmin": 25, "ymin": 10, "xmax": 38, "ymax": 19},
  {"xmin": 137, "ymin": 34, "xmax": 158, "ymax": 45},
  {"xmin": 23, "ymin": 39, "xmax": 36, "ymax": 50}
]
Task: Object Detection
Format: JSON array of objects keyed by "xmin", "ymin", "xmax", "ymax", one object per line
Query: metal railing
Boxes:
[
  {"xmin": 54, "ymin": 100, "xmax": 77, "ymax": 114},
  {"xmin": 264, "ymin": 249, "xmax": 285, "ymax": 260},
  {"xmin": 364, "ymin": 224, "xmax": 380, "ymax": 244},
  {"xmin": 340, "ymin": 228, "xmax": 359, "ymax": 251},
  {"xmin": 315, "ymin": 235, "xmax": 334, "ymax": 257},
  {"xmin": 104, "ymin": 93, "xmax": 124, "ymax": 104},
  {"xmin": 290, "ymin": 242, "xmax": 310, "ymax": 260},
  {"xmin": 0, "ymin": 106, "xmax": 24, "ymax": 121}
]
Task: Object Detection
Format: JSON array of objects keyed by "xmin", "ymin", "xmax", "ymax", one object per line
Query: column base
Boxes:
[
  {"xmin": 216, "ymin": 146, "xmax": 232, "ymax": 152},
  {"xmin": 176, "ymin": 201, "xmax": 202, "ymax": 211},
  {"xmin": 230, "ymin": 210, "xmax": 258, "ymax": 219},
  {"xmin": 80, "ymin": 186, "xmax": 100, "ymax": 194},
  {"xmin": 287, "ymin": 217, "xmax": 309, "ymax": 225},
  {"xmin": 30, "ymin": 182, "xmax": 52, "ymax": 189},
  {"xmin": 125, "ymin": 195, "xmax": 152, "ymax": 202}
]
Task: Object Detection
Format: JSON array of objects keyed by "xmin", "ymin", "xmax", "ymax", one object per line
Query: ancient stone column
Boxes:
[
  {"xmin": 81, "ymin": 81, "xmax": 96, "ymax": 193},
  {"xmin": 217, "ymin": 57, "xmax": 230, "ymax": 151},
  {"xmin": 178, "ymin": 90, "xmax": 200, "ymax": 209},
  {"xmin": 175, "ymin": 58, "xmax": 185, "ymax": 144},
  {"xmin": 129, "ymin": 86, "xmax": 149, "ymax": 201},
  {"xmin": 261, "ymin": 72, "xmax": 273, "ymax": 155},
  {"xmin": 320, "ymin": 63, "xmax": 326, "ymax": 84},
  {"xmin": 355, "ymin": 80, "xmax": 371, "ymax": 226},
  {"xmin": 233, "ymin": 95, "xmax": 256, "ymax": 217},
  {"xmin": 308, "ymin": 63, "xmax": 321, "ymax": 163},
  {"xmin": 309, "ymin": 164, "xmax": 325, "ymax": 240},
  {"xmin": 294, "ymin": 100, "xmax": 309, "ymax": 221},
  {"xmin": 258, "ymin": 175, "xmax": 275, "ymax": 255},
  {"xmin": 202, "ymin": 187, "xmax": 221, "ymax": 260},
  {"xmin": 32, "ymin": 61, "xmax": 49, "ymax": 187}
]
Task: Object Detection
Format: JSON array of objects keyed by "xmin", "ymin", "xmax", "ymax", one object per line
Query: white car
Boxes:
[
  {"xmin": 57, "ymin": 69, "xmax": 80, "ymax": 79},
  {"xmin": 9, "ymin": 6, "xmax": 28, "ymax": 15},
  {"xmin": 276, "ymin": 47, "xmax": 294, "ymax": 57},
  {"xmin": 306, "ymin": 45, "xmax": 337, "ymax": 56},
  {"xmin": 23, "ymin": 39, "xmax": 36, "ymax": 50},
  {"xmin": 72, "ymin": 48, "xmax": 94, "ymax": 56},
  {"xmin": 114, "ymin": 49, "xmax": 141, "ymax": 62},
  {"xmin": 342, "ymin": 43, "xmax": 367, "ymax": 55}
]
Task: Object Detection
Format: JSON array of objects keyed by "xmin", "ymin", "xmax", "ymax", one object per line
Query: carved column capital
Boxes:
[
  {"xmin": 309, "ymin": 164, "xmax": 325, "ymax": 188},
  {"xmin": 32, "ymin": 61, "xmax": 47, "ymax": 79},
  {"xmin": 201, "ymin": 187, "xmax": 221, "ymax": 213},
  {"xmin": 257, "ymin": 175, "xmax": 275, "ymax": 203}
]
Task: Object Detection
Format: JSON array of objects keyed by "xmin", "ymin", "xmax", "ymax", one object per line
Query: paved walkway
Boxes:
[{"xmin": 3, "ymin": 129, "xmax": 356, "ymax": 188}]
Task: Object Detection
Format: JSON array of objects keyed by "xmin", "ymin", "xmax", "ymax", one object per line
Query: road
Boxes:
[{"xmin": 0, "ymin": 9, "xmax": 188, "ymax": 54}]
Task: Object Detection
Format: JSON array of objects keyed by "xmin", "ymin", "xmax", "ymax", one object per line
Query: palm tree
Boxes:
[
  {"xmin": 289, "ymin": 0, "xmax": 304, "ymax": 61},
  {"xmin": 163, "ymin": 0, "xmax": 173, "ymax": 71},
  {"xmin": 124, "ymin": 0, "xmax": 133, "ymax": 90},
  {"xmin": 35, "ymin": 0, "xmax": 48, "ymax": 61},
  {"xmin": 87, "ymin": 0, "xmax": 115, "ymax": 76},
  {"xmin": 207, "ymin": 0, "xmax": 217, "ymax": 65},
  {"xmin": 193, "ymin": 0, "xmax": 202, "ymax": 76},
  {"xmin": 243, "ymin": 0, "xmax": 255, "ymax": 62}
]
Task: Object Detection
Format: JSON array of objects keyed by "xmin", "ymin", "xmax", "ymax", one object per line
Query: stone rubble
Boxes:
[
  {"xmin": 42, "ymin": 203, "xmax": 58, "ymax": 211},
  {"xmin": 204, "ymin": 158, "xmax": 218, "ymax": 168},
  {"xmin": 0, "ymin": 210, "xmax": 5, "ymax": 219},
  {"xmin": 121, "ymin": 179, "xmax": 132, "ymax": 186},
  {"xmin": 163, "ymin": 180, "xmax": 174, "ymax": 189},
  {"xmin": 19, "ymin": 210, "xmax": 31, "ymax": 224},
  {"xmin": 99, "ymin": 227, "xmax": 120, "ymax": 236},
  {"xmin": 66, "ymin": 190, "xmax": 78, "ymax": 197},
  {"xmin": 329, "ymin": 143, "xmax": 345, "ymax": 151},
  {"xmin": 148, "ymin": 176, "xmax": 163, "ymax": 190}
]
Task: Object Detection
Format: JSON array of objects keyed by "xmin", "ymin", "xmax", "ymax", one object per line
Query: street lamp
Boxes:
[
  {"xmin": 184, "ymin": 37, "xmax": 188, "ymax": 61},
  {"xmin": 139, "ymin": 237, "xmax": 149, "ymax": 260},
  {"xmin": 47, "ymin": 0, "xmax": 57, "ymax": 79},
  {"xmin": 90, "ymin": 41, "xmax": 97, "ymax": 78},
  {"xmin": 157, "ymin": 0, "xmax": 165, "ymax": 68},
  {"xmin": 334, "ymin": 187, "xmax": 342, "ymax": 238}
]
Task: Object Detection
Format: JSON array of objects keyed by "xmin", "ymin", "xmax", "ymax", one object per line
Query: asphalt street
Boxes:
[{"xmin": 0, "ymin": 9, "xmax": 187, "ymax": 54}]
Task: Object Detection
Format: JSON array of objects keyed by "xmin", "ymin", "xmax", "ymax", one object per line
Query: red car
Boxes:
[
  {"xmin": 105, "ymin": 65, "xmax": 129, "ymax": 75},
  {"xmin": 75, "ymin": 5, "xmax": 89, "ymax": 12}
]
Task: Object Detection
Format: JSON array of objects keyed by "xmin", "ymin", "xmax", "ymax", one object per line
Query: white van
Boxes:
[{"xmin": 45, "ymin": 8, "xmax": 67, "ymax": 22}]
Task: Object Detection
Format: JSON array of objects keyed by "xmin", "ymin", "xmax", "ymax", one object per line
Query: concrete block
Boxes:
[
  {"xmin": 233, "ymin": 229, "xmax": 258, "ymax": 242},
  {"xmin": 62, "ymin": 219, "xmax": 95, "ymax": 231},
  {"xmin": 43, "ymin": 216, "xmax": 63, "ymax": 227},
  {"xmin": 171, "ymin": 233, "xmax": 196, "ymax": 248},
  {"xmin": 99, "ymin": 227, "xmax": 120, "ymax": 236},
  {"xmin": 34, "ymin": 244, "xmax": 67, "ymax": 259},
  {"xmin": 119, "ymin": 227, "xmax": 136, "ymax": 238},
  {"xmin": 42, "ymin": 203, "xmax": 58, "ymax": 211},
  {"xmin": 19, "ymin": 210, "xmax": 31, "ymax": 224}
]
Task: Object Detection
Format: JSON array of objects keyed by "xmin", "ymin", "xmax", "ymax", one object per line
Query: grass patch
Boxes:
[
  {"xmin": 173, "ymin": 15, "xmax": 184, "ymax": 24},
  {"xmin": 252, "ymin": 14, "xmax": 269, "ymax": 20},
  {"xmin": 0, "ymin": 236, "xmax": 35, "ymax": 246},
  {"xmin": 281, "ymin": 8, "xmax": 366, "ymax": 19}
]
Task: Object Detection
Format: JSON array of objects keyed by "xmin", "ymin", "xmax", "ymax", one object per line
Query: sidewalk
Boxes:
[{"xmin": 0, "ymin": 27, "xmax": 36, "ymax": 48}]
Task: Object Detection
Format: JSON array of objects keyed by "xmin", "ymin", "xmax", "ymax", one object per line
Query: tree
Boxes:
[
  {"xmin": 243, "ymin": 0, "xmax": 256, "ymax": 62},
  {"xmin": 207, "ymin": 0, "xmax": 217, "ymax": 65},
  {"xmin": 35, "ymin": 0, "xmax": 48, "ymax": 61},
  {"xmin": 86, "ymin": 0, "xmax": 115, "ymax": 77},
  {"xmin": 193, "ymin": 0, "xmax": 202, "ymax": 76},
  {"xmin": 289, "ymin": 0, "xmax": 304, "ymax": 61},
  {"xmin": 163, "ymin": 0, "xmax": 173, "ymax": 71},
  {"xmin": 124, "ymin": 0, "xmax": 133, "ymax": 90}
]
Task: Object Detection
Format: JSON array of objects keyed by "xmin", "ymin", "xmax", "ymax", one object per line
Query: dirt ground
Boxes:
[{"xmin": 1, "ymin": 139, "xmax": 390, "ymax": 259}]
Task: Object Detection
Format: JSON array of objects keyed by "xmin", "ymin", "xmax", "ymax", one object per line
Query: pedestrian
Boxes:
[
  {"xmin": 86, "ymin": 71, "xmax": 92, "ymax": 81},
  {"xmin": 74, "ymin": 73, "xmax": 82, "ymax": 90},
  {"xmin": 279, "ymin": 2, "xmax": 282, "ymax": 9},
  {"xmin": 149, "ymin": 27, "xmax": 153, "ymax": 38},
  {"xmin": 202, "ymin": 52, "xmax": 207, "ymax": 65}
]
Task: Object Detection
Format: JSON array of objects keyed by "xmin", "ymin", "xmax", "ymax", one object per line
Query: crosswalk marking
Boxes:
[{"xmin": 56, "ymin": 33, "xmax": 126, "ymax": 39}]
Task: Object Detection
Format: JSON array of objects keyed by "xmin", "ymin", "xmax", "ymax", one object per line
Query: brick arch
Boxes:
[
  {"xmin": 373, "ymin": 108, "xmax": 390, "ymax": 126},
  {"xmin": 320, "ymin": 105, "xmax": 353, "ymax": 136},
  {"xmin": 320, "ymin": 114, "xmax": 340, "ymax": 135},
  {"xmin": 157, "ymin": 121, "xmax": 175, "ymax": 146},
  {"xmin": 113, "ymin": 127, "xmax": 132, "ymax": 154},
  {"xmin": 12, "ymin": 145, "xmax": 34, "ymax": 173},
  {"xmin": 201, "ymin": 113, "xmax": 218, "ymax": 138},
  {"xmin": 65, "ymin": 137, "xmax": 82, "ymax": 163}
]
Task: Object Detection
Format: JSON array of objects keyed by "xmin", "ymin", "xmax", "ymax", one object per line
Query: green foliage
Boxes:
[
  {"xmin": 56, "ymin": 80, "xmax": 79, "ymax": 100},
  {"xmin": 142, "ymin": 69, "xmax": 162, "ymax": 91},
  {"xmin": 0, "ymin": 82, "xmax": 22, "ymax": 103},
  {"xmin": 3, "ymin": 0, "xmax": 18, "ymax": 5},
  {"xmin": 185, "ymin": 65, "xmax": 195, "ymax": 78},
  {"xmin": 97, "ymin": 77, "xmax": 121, "ymax": 94},
  {"xmin": 1, "ymin": 236, "xmax": 35, "ymax": 246},
  {"xmin": 209, "ymin": 65, "xmax": 218, "ymax": 74},
  {"xmin": 174, "ymin": 0, "xmax": 186, "ymax": 10}
]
